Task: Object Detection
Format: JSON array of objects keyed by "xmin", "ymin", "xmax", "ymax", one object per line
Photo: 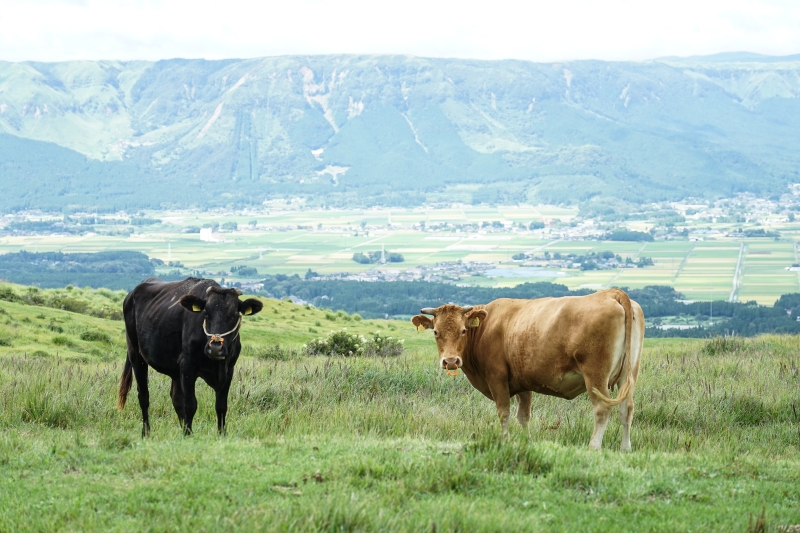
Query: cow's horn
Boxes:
[
  {"xmin": 206, "ymin": 286, "xmax": 214, "ymax": 294},
  {"xmin": 420, "ymin": 307, "xmax": 437, "ymax": 316},
  {"xmin": 461, "ymin": 305, "xmax": 474, "ymax": 313}
]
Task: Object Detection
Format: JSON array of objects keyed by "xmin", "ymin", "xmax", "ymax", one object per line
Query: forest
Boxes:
[
  {"xmin": 257, "ymin": 274, "xmax": 800, "ymax": 336},
  {"xmin": 2, "ymin": 251, "xmax": 800, "ymax": 336}
]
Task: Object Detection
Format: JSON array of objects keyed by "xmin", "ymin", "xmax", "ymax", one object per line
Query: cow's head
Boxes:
[
  {"xmin": 179, "ymin": 287, "xmax": 263, "ymax": 360},
  {"xmin": 411, "ymin": 304, "xmax": 487, "ymax": 373}
]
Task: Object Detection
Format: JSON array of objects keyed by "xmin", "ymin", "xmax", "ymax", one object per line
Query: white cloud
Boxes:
[{"xmin": 0, "ymin": 0, "xmax": 799, "ymax": 62}]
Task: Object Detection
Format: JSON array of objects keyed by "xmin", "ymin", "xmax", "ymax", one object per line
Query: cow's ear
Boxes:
[
  {"xmin": 180, "ymin": 294, "xmax": 206, "ymax": 313},
  {"xmin": 411, "ymin": 315, "xmax": 433, "ymax": 332},
  {"xmin": 239, "ymin": 298, "xmax": 263, "ymax": 316},
  {"xmin": 466, "ymin": 309, "xmax": 487, "ymax": 328}
]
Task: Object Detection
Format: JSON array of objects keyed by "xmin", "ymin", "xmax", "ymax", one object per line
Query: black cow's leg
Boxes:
[
  {"xmin": 215, "ymin": 373, "xmax": 233, "ymax": 434},
  {"xmin": 180, "ymin": 370, "xmax": 198, "ymax": 435},
  {"xmin": 170, "ymin": 378, "xmax": 185, "ymax": 428},
  {"xmin": 130, "ymin": 354, "xmax": 150, "ymax": 437}
]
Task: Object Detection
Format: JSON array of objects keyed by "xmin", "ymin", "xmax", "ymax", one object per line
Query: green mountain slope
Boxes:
[{"xmin": 2, "ymin": 54, "xmax": 800, "ymax": 210}]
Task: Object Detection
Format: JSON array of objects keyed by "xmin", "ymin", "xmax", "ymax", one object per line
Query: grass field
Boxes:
[
  {"xmin": 0, "ymin": 294, "xmax": 799, "ymax": 531},
  {"xmin": 2, "ymin": 205, "xmax": 800, "ymax": 304}
]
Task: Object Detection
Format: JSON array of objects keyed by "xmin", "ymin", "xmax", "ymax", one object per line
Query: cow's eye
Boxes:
[
  {"xmin": 433, "ymin": 330, "xmax": 438, "ymax": 336},
  {"xmin": 461, "ymin": 328, "xmax": 466, "ymax": 335}
]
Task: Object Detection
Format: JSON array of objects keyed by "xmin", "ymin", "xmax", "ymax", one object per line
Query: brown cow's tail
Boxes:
[
  {"xmin": 117, "ymin": 356, "xmax": 133, "ymax": 410},
  {"xmin": 592, "ymin": 289, "xmax": 634, "ymax": 408}
]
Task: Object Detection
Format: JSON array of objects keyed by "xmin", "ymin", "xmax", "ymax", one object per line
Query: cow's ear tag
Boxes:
[
  {"xmin": 191, "ymin": 305, "xmax": 202, "ymax": 312},
  {"xmin": 470, "ymin": 317, "xmax": 481, "ymax": 327},
  {"xmin": 417, "ymin": 324, "xmax": 426, "ymax": 332},
  {"xmin": 243, "ymin": 307, "xmax": 253, "ymax": 315}
]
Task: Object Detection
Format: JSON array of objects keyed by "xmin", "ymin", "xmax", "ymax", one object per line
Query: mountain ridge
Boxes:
[{"xmin": 1, "ymin": 53, "xmax": 799, "ymax": 211}]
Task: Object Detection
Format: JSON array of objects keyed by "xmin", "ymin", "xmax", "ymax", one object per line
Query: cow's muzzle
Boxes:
[
  {"xmin": 202, "ymin": 317, "xmax": 241, "ymax": 361},
  {"xmin": 441, "ymin": 356, "xmax": 462, "ymax": 375},
  {"xmin": 206, "ymin": 341, "xmax": 226, "ymax": 361}
]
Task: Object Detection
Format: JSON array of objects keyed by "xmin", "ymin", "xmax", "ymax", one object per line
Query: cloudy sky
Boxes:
[{"xmin": 1, "ymin": 0, "xmax": 799, "ymax": 63}]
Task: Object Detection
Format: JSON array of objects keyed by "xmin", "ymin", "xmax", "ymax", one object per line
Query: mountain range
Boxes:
[{"xmin": 1, "ymin": 52, "xmax": 800, "ymax": 212}]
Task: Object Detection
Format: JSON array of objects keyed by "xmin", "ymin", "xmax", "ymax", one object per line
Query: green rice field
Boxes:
[{"xmin": 1, "ymin": 205, "xmax": 799, "ymax": 304}]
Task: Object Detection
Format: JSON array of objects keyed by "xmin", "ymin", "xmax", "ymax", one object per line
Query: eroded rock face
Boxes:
[{"xmin": 2, "ymin": 53, "xmax": 800, "ymax": 209}]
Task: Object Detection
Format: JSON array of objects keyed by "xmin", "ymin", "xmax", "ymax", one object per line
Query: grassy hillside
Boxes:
[
  {"xmin": 2, "ymin": 54, "xmax": 800, "ymax": 210},
  {"xmin": 0, "ymin": 282, "xmax": 427, "ymax": 361},
  {"xmin": 0, "ymin": 316, "xmax": 798, "ymax": 530}
]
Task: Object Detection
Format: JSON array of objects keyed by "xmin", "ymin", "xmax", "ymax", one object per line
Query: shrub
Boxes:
[
  {"xmin": 80, "ymin": 331, "xmax": 111, "ymax": 343},
  {"xmin": 0, "ymin": 337, "xmax": 12, "ymax": 347},
  {"xmin": 252, "ymin": 344, "xmax": 299, "ymax": 361},
  {"xmin": 0, "ymin": 286, "xmax": 22, "ymax": 302},
  {"xmin": 362, "ymin": 331, "xmax": 404, "ymax": 357},
  {"xmin": 702, "ymin": 336, "xmax": 746, "ymax": 356},
  {"xmin": 51, "ymin": 335, "xmax": 74, "ymax": 347},
  {"xmin": 305, "ymin": 330, "xmax": 404, "ymax": 357}
]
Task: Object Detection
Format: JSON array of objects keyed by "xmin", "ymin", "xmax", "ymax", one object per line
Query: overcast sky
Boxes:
[{"xmin": 2, "ymin": 0, "xmax": 799, "ymax": 63}]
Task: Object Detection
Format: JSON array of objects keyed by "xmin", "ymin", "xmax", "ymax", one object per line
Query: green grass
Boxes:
[
  {"xmin": 0, "ymin": 297, "xmax": 799, "ymax": 530},
  {"xmin": 0, "ymin": 284, "xmax": 427, "ymax": 361}
]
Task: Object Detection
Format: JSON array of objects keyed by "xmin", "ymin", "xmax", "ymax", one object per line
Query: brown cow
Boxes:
[{"xmin": 411, "ymin": 288, "xmax": 644, "ymax": 451}]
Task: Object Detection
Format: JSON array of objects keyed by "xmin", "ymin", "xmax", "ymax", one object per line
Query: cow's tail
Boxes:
[
  {"xmin": 118, "ymin": 290, "xmax": 136, "ymax": 411},
  {"xmin": 592, "ymin": 289, "xmax": 634, "ymax": 408},
  {"xmin": 117, "ymin": 356, "xmax": 133, "ymax": 410}
]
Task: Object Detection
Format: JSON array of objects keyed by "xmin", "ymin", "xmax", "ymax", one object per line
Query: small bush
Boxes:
[
  {"xmin": 0, "ymin": 286, "xmax": 22, "ymax": 303},
  {"xmin": 31, "ymin": 350, "xmax": 51, "ymax": 358},
  {"xmin": 253, "ymin": 344, "xmax": 299, "ymax": 361},
  {"xmin": 352, "ymin": 314, "xmax": 362, "ymax": 322},
  {"xmin": 80, "ymin": 331, "xmax": 111, "ymax": 343},
  {"xmin": 702, "ymin": 336, "xmax": 746, "ymax": 356},
  {"xmin": 325, "ymin": 313, "xmax": 336, "ymax": 321},
  {"xmin": 305, "ymin": 330, "xmax": 404, "ymax": 357},
  {"xmin": 362, "ymin": 331, "xmax": 404, "ymax": 357},
  {"xmin": 51, "ymin": 335, "xmax": 75, "ymax": 347},
  {"xmin": 0, "ymin": 337, "xmax": 12, "ymax": 347}
]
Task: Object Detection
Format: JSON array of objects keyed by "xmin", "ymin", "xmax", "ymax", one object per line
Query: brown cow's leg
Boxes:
[
  {"xmin": 585, "ymin": 377, "xmax": 612, "ymax": 450},
  {"xmin": 170, "ymin": 378, "xmax": 185, "ymax": 428},
  {"xmin": 618, "ymin": 396, "xmax": 634, "ymax": 452},
  {"xmin": 516, "ymin": 391, "xmax": 532, "ymax": 430},
  {"xmin": 487, "ymin": 380, "xmax": 512, "ymax": 436}
]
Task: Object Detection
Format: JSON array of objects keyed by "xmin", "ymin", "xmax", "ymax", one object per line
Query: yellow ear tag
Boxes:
[
  {"xmin": 192, "ymin": 305, "xmax": 202, "ymax": 312},
  {"xmin": 244, "ymin": 307, "xmax": 252, "ymax": 315},
  {"xmin": 417, "ymin": 325, "xmax": 426, "ymax": 332},
  {"xmin": 470, "ymin": 317, "xmax": 481, "ymax": 327}
]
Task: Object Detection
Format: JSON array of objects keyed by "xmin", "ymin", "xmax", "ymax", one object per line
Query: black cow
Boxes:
[{"xmin": 118, "ymin": 277, "xmax": 263, "ymax": 436}]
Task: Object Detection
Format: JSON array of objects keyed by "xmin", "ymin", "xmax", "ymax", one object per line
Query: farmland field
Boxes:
[
  {"xmin": 0, "ymin": 295, "xmax": 798, "ymax": 531},
  {"xmin": 2, "ymin": 205, "xmax": 800, "ymax": 303}
]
